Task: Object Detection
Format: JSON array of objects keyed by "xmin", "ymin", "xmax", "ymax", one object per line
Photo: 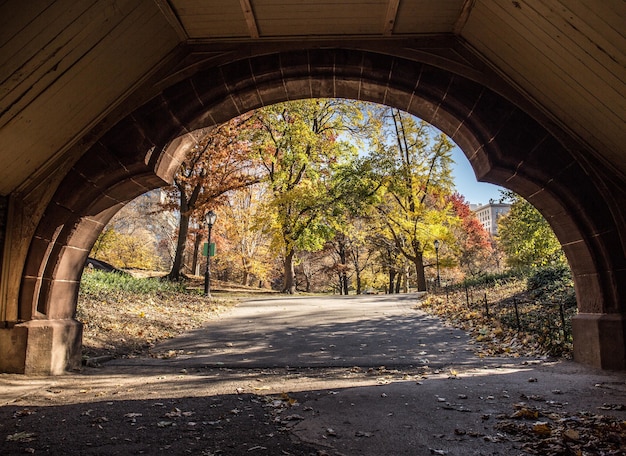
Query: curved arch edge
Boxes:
[{"xmin": 2, "ymin": 46, "xmax": 625, "ymax": 374}]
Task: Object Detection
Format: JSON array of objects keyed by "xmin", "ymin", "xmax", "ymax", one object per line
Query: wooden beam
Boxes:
[
  {"xmin": 383, "ymin": 0, "xmax": 400, "ymax": 35},
  {"xmin": 153, "ymin": 0, "xmax": 188, "ymax": 41},
  {"xmin": 453, "ymin": 0, "xmax": 475, "ymax": 35},
  {"xmin": 239, "ymin": 0, "xmax": 259, "ymax": 39}
]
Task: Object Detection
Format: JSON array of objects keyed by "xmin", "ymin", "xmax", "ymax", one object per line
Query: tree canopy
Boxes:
[
  {"xmin": 365, "ymin": 107, "xmax": 457, "ymax": 290},
  {"xmin": 95, "ymin": 99, "xmax": 505, "ymax": 293},
  {"xmin": 250, "ymin": 99, "xmax": 366, "ymax": 293},
  {"xmin": 497, "ymin": 191, "xmax": 565, "ymax": 270}
]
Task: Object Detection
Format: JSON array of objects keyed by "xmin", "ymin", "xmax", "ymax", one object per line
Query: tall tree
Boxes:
[
  {"xmin": 368, "ymin": 107, "xmax": 456, "ymax": 291},
  {"xmin": 497, "ymin": 191, "xmax": 565, "ymax": 270},
  {"xmin": 251, "ymin": 99, "xmax": 364, "ymax": 293},
  {"xmin": 162, "ymin": 116, "xmax": 258, "ymax": 281},
  {"xmin": 216, "ymin": 184, "xmax": 273, "ymax": 286},
  {"xmin": 346, "ymin": 219, "xmax": 374, "ymax": 295},
  {"xmin": 92, "ymin": 189, "xmax": 177, "ymax": 271},
  {"xmin": 448, "ymin": 192, "xmax": 493, "ymax": 276}
]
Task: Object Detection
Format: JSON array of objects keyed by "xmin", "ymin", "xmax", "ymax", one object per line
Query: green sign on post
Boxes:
[{"xmin": 202, "ymin": 242, "xmax": 216, "ymax": 257}]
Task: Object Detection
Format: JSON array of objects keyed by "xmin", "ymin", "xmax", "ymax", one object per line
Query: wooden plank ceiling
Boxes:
[{"xmin": 0, "ymin": 0, "xmax": 624, "ymax": 196}]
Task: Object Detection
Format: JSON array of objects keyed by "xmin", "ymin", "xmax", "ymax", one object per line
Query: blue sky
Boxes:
[{"xmin": 450, "ymin": 146, "xmax": 504, "ymax": 205}]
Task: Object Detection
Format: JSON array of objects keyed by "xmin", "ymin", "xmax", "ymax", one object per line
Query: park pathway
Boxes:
[{"xmin": 115, "ymin": 292, "xmax": 488, "ymax": 370}]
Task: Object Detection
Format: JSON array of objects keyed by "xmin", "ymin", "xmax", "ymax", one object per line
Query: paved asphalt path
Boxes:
[
  {"xmin": 2, "ymin": 294, "xmax": 625, "ymax": 455},
  {"xmin": 116, "ymin": 293, "xmax": 487, "ymax": 370}
]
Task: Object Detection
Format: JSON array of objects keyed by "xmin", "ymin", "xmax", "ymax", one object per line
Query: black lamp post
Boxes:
[
  {"xmin": 434, "ymin": 239, "xmax": 441, "ymax": 288},
  {"xmin": 204, "ymin": 210, "xmax": 217, "ymax": 297}
]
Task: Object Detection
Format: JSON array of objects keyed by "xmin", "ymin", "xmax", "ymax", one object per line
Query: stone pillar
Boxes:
[
  {"xmin": 0, "ymin": 196, "xmax": 6, "ymax": 275},
  {"xmin": 572, "ymin": 314, "xmax": 626, "ymax": 370},
  {"xmin": 0, "ymin": 319, "xmax": 83, "ymax": 374}
]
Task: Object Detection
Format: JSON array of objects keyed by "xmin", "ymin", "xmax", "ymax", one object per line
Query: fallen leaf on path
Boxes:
[
  {"xmin": 532, "ymin": 421, "xmax": 552, "ymax": 436},
  {"xmin": 598, "ymin": 403, "xmax": 626, "ymax": 411},
  {"xmin": 6, "ymin": 431, "xmax": 37, "ymax": 442},
  {"xmin": 562, "ymin": 428, "xmax": 579, "ymax": 441}
]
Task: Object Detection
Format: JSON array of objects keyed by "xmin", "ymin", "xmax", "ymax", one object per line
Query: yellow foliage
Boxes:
[{"xmin": 92, "ymin": 228, "xmax": 159, "ymax": 270}]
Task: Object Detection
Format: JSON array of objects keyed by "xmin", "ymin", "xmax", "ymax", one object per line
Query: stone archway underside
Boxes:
[{"xmin": 3, "ymin": 46, "xmax": 624, "ymax": 374}]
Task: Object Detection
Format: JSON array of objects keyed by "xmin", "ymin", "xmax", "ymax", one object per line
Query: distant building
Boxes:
[{"xmin": 471, "ymin": 200, "xmax": 511, "ymax": 235}]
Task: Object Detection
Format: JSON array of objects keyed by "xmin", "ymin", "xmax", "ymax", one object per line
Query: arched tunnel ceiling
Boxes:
[{"xmin": 0, "ymin": 0, "xmax": 624, "ymax": 196}]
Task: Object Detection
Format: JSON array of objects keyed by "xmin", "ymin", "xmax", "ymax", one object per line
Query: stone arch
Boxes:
[{"xmin": 15, "ymin": 48, "xmax": 625, "ymax": 373}]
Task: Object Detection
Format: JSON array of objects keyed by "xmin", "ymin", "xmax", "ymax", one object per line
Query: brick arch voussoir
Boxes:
[{"xmin": 20, "ymin": 120, "xmax": 179, "ymax": 320}]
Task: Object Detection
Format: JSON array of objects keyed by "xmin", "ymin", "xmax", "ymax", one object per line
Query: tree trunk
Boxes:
[
  {"xmin": 336, "ymin": 236, "xmax": 349, "ymax": 295},
  {"xmin": 167, "ymin": 211, "xmax": 191, "ymax": 281},
  {"xmin": 166, "ymin": 180, "xmax": 202, "ymax": 282},
  {"xmin": 341, "ymin": 272, "xmax": 349, "ymax": 295},
  {"xmin": 414, "ymin": 250, "xmax": 427, "ymax": 291},
  {"xmin": 388, "ymin": 269, "xmax": 396, "ymax": 294},
  {"xmin": 283, "ymin": 248, "xmax": 296, "ymax": 294},
  {"xmin": 403, "ymin": 267, "xmax": 409, "ymax": 293},
  {"xmin": 395, "ymin": 272, "xmax": 402, "ymax": 293},
  {"xmin": 355, "ymin": 266, "xmax": 362, "ymax": 295},
  {"xmin": 242, "ymin": 270, "xmax": 250, "ymax": 287},
  {"xmin": 242, "ymin": 258, "xmax": 250, "ymax": 286}
]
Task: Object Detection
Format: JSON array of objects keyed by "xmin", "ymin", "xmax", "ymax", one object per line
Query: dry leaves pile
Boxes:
[
  {"xmin": 494, "ymin": 402, "xmax": 626, "ymax": 455},
  {"xmin": 417, "ymin": 279, "xmax": 572, "ymax": 360}
]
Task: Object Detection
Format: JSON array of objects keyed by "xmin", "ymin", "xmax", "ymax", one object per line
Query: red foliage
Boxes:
[{"xmin": 448, "ymin": 192, "xmax": 492, "ymax": 256}]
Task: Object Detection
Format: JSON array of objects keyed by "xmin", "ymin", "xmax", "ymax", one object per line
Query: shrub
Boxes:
[
  {"xmin": 80, "ymin": 270, "xmax": 186, "ymax": 296},
  {"xmin": 526, "ymin": 264, "xmax": 576, "ymax": 308},
  {"xmin": 456, "ymin": 271, "xmax": 520, "ymax": 289}
]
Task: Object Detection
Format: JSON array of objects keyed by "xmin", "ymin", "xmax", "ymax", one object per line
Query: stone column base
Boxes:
[
  {"xmin": 0, "ymin": 319, "xmax": 83, "ymax": 375},
  {"xmin": 572, "ymin": 313, "xmax": 626, "ymax": 370}
]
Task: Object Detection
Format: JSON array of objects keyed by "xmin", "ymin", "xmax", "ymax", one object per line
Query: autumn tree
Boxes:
[
  {"xmin": 162, "ymin": 116, "xmax": 259, "ymax": 281},
  {"xmin": 497, "ymin": 191, "xmax": 565, "ymax": 270},
  {"xmin": 346, "ymin": 218, "xmax": 376, "ymax": 295},
  {"xmin": 448, "ymin": 192, "xmax": 493, "ymax": 275},
  {"xmin": 91, "ymin": 227, "xmax": 159, "ymax": 270},
  {"xmin": 91, "ymin": 190, "xmax": 176, "ymax": 270},
  {"xmin": 321, "ymin": 157, "xmax": 384, "ymax": 295},
  {"xmin": 367, "ymin": 107, "xmax": 456, "ymax": 291},
  {"xmin": 215, "ymin": 184, "xmax": 273, "ymax": 286},
  {"xmin": 368, "ymin": 231, "xmax": 404, "ymax": 294},
  {"xmin": 251, "ymin": 99, "xmax": 365, "ymax": 293}
]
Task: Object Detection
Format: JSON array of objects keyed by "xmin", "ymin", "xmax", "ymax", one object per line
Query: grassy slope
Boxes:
[{"xmin": 77, "ymin": 270, "xmax": 239, "ymax": 358}]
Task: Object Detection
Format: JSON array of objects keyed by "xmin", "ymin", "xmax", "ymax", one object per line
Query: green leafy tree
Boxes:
[
  {"xmin": 251, "ymin": 99, "xmax": 365, "ymax": 293},
  {"xmin": 367, "ymin": 107, "xmax": 456, "ymax": 291},
  {"xmin": 497, "ymin": 191, "xmax": 565, "ymax": 270}
]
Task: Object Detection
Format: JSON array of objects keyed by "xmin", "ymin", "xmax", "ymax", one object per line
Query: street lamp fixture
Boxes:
[
  {"xmin": 434, "ymin": 239, "xmax": 441, "ymax": 288},
  {"xmin": 204, "ymin": 210, "xmax": 217, "ymax": 297}
]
